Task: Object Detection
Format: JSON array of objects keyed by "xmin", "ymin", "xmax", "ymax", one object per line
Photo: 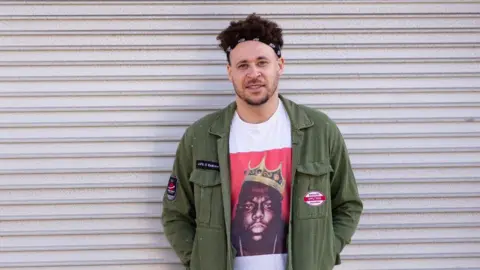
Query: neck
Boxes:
[{"xmin": 235, "ymin": 94, "xmax": 279, "ymax": 124}]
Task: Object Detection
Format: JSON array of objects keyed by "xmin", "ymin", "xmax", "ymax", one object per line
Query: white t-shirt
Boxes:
[{"xmin": 229, "ymin": 101, "xmax": 292, "ymax": 270}]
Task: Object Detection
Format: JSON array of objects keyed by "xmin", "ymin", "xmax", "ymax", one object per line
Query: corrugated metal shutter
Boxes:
[{"xmin": 1, "ymin": 1, "xmax": 479, "ymax": 269}]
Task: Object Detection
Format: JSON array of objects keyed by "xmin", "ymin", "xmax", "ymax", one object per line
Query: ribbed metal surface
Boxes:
[{"xmin": 0, "ymin": 0, "xmax": 479, "ymax": 269}]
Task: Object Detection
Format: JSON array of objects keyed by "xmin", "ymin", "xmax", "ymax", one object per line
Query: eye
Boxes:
[
  {"xmin": 237, "ymin": 64, "xmax": 248, "ymax": 69},
  {"xmin": 258, "ymin": 61, "xmax": 268, "ymax": 66},
  {"xmin": 244, "ymin": 202, "xmax": 254, "ymax": 211},
  {"xmin": 263, "ymin": 200, "xmax": 272, "ymax": 209}
]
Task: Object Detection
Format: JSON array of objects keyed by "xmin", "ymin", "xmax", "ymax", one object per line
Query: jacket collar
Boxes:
[{"xmin": 208, "ymin": 94, "xmax": 313, "ymax": 137}]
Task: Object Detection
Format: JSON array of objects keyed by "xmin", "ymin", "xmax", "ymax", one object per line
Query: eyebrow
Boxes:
[{"xmin": 236, "ymin": 56, "xmax": 269, "ymax": 65}]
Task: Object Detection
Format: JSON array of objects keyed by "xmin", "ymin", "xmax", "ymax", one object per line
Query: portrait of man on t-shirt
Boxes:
[{"xmin": 232, "ymin": 161, "xmax": 287, "ymax": 256}]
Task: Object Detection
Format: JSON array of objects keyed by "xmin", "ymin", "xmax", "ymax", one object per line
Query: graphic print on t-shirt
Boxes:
[
  {"xmin": 229, "ymin": 101, "xmax": 292, "ymax": 269},
  {"xmin": 230, "ymin": 148, "xmax": 292, "ymax": 257}
]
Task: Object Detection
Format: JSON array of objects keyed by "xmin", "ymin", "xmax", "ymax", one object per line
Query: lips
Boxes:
[
  {"xmin": 246, "ymin": 84, "xmax": 265, "ymax": 90},
  {"xmin": 249, "ymin": 222, "xmax": 266, "ymax": 230},
  {"xmin": 245, "ymin": 79, "xmax": 265, "ymax": 88}
]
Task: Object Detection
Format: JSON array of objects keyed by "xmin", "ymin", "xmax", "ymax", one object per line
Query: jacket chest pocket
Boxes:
[
  {"xmin": 294, "ymin": 162, "xmax": 333, "ymax": 219},
  {"xmin": 189, "ymin": 169, "xmax": 224, "ymax": 228}
]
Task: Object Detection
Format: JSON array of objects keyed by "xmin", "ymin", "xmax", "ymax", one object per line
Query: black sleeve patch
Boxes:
[
  {"xmin": 166, "ymin": 176, "xmax": 178, "ymax": 201},
  {"xmin": 196, "ymin": 160, "xmax": 220, "ymax": 171}
]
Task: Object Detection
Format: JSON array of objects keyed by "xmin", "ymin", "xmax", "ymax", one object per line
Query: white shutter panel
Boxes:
[{"xmin": 0, "ymin": 1, "xmax": 479, "ymax": 269}]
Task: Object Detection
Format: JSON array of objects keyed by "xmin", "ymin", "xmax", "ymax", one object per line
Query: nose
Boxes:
[
  {"xmin": 252, "ymin": 204, "xmax": 264, "ymax": 220},
  {"xmin": 246, "ymin": 65, "xmax": 260, "ymax": 78}
]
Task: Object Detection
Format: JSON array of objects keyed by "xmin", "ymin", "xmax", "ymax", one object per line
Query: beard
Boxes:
[{"xmin": 233, "ymin": 74, "xmax": 279, "ymax": 106}]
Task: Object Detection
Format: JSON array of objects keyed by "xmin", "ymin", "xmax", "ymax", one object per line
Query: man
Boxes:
[{"xmin": 162, "ymin": 13, "xmax": 363, "ymax": 270}]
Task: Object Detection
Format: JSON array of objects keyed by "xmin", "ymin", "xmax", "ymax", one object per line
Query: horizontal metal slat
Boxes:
[
  {"xmin": 354, "ymin": 162, "xmax": 480, "ymax": 169},
  {"xmin": 1, "ymin": 22, "xmax": 479, "ymax": 34},
  {"xmin": 1, "ymin": 72, "xmax": 479, "ymax": 82},
  {"xmin": 1, "ymin": 207, "xmax": 479, "ymax": 221},
  {"xmin": 3, "ymin": 31, "xmax": 477, "ymax": 50},
  {"xmin": 0, "ymin": 136, "xmax": 176, "ymax": 143},
  {"xmin": 0, "ymin": 134, "xmax": 480, "ymax": 153},
  {"xmin": 0, "ymin": 259, "xmax": 175, "ymax": 268},
  {"xmin": 0, "ymin": 174, "xmax": 477, "ymax": 189},
  {"xmin": 0, "ymin": 121, "xmax": 190, "ymax": 128},
  {"xmin": 1, "ymin": 57, "xmax": 479, "ymax": 66},
  {"xmin": 0, "ymin": 213, "xmax": 163, "ymax": 221},
  {"xmin": 1, "ymin": 244, "xmax": 164, "ymax": 252},
  {"xmin": 0, "ymin": 197, "xmax": 162, "ymax": 205},
  {"xmin": 3, "ymin": 221, "xmax": 477, "ymax": 238},
  {"xmin": 1, "ymin": 102, "xmax": 479, "ymax": 112},
  {"xmin": 0, "ymin": 167, "xmax": 166, "ymax": 174},
  {"xmin": 0, "ymin": 131, "xmax": 479, "ymax": 144},
  {"xmin": 0, "ymin": 147, "xmax": 478, "ymax": 159},
  {"xmin": 2, "ymin": 117, "xmax": 477, "ymax": 128},
  {"xmin": 2, "ymin": 32, "xmax": 478, "ymax": 50},
  {"xmin": 2, "ymin": 60, "xmax": 478, "ymax": 77},
  {"xmin": 343, "ymin": 252, "xmax": 480, "ymax": 260},
  {"xmin": 2, "ymin": 122, "xmax": 477, "ymax": 138},
  {"xmin": 0, "ymin": 132, "xmax": 478, "ymax": 144},
  {"xmin": 1, "ymin": 192, "xmax": 479, "ymax": 205},
  {"xmin": 377, "ymin": 268, "xmax": 479, "ymax": 270},
  {"xmin": 0, "ymin": 182, "xmax": 164, "ymax": 190},
  {"xmin": 360, "ymin": 192, "xmax": 480, "ymax": 199},
  {"xmin": 358, "ymin": 176, "xmax": 479, "ymax": 184},
  {"xmin": 0, "ymin": 87, "xmax": 478, "ymax": 97},
  {"xmin": 2, "ymin": 76, "xmax": 474, "ymax": 97},
  {"xmin": 0, "ymin": 152, "xmax": 171, "ymax": 159},
  {"xmin": 1, "ymin": 0, "xmax": 479, "ymax": 16},
  {"xmin": 0, "ymin": 261, "xmax": 477, "ymax": 270},
  {"xmin": 0, "ymin": 253, "xmax": 478, "ymax": 269},
  {"xmin": 2, "ymin": 93, "xmax": 478, "ymax": 113},
  {"xmin": 0, "ymin": 24, "xmax": 480, "ymax": 34},
  {"xmin": 0, "ymin": 109, "xmax": 476, "ymax": 122},
  {"xmin": 1, "ymin": 222, "xmax": 479, "ymax": 237},
  {"xmin": 2, "ymin": 42, "xmax": 479, "ymax": 51},
  {"xmin": 0, "ymin": 176, "xmax": 477, "ymax": 190},
  {"xmin": 0, "ymin": 161, "xmax": 478, "ymax": 174},
  {"xmin": 359, "ymin": 222, "xmax": 480, "ymax": 229},
  {"xmin": 0, "ymin": 228, "xmax": 163, "ymax": 236},
  {"xmin": 2, "ymin": 13, "xmax": 480, "ymax": 20},
  {"xmin": 353, "ymin": 237, "xmax": 480, "ymax": 244},
  {"xmin": 3, "ymin": 238, "xmax": 480, "ymax": 252},
  {"xmin": 365, "ymin": 207, "xmax": 480, "ymax": 214},
  {"xmin": 3, "ymin": 47, "xmax": 478, "ymax": 64}
]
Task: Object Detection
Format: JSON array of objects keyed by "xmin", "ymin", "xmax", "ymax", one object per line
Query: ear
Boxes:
[{"xmin": 277, "ymin": 57, "xmax": 285, "ymax": 76}]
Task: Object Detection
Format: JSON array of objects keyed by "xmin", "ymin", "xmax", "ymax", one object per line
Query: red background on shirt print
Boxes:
[{"xmin": 230, "ymin": 147, "xmax": 292, "ymax": 222}]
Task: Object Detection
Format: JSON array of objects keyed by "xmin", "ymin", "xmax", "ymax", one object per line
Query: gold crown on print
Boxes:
[{"xmin": 244, "ymin": 156, "xmax": 285, "ymax": 196}]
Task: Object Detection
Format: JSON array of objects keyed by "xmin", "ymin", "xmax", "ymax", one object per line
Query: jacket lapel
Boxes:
[
  {"xmin": 208, "ymin": 101, "xmax": 237, "ymax": 269},
  {"xmin": 279, "ymin": 95, "xmax": 313, "ymax": 270}
]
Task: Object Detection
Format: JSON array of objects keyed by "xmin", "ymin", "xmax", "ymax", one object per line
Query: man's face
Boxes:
[
  {"xmin": 241, "ymin": 187, "xmax": 275, "ymax": 241},
  {"xmin": 227, "ymin": 41, "xmax": 284, "ymax": 106}
]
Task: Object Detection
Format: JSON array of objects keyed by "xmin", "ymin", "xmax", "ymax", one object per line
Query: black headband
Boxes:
[{"xmin": 225, "ymin": 37, "xmax": 282, "ymax": 61}]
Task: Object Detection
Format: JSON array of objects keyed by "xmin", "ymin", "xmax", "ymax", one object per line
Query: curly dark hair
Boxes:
[{"xmin": 216, "ymin": 13, "xmax": 284, "ymax": 64}]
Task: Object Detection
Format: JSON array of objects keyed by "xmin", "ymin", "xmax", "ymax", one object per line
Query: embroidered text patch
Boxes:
[{"xmin": 196, "ymin": 160, "xmax": 220, "ymax": 171}]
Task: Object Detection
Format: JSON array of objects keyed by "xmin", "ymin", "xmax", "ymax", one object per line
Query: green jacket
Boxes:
[{"xmin": 162, "ymin": 95, "xmax": 363, "ymax": 270}]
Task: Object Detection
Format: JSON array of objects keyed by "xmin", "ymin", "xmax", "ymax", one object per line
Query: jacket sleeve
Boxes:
[
  {"xmin": 328, "ymin": 122, "xmax": 363, "ymax": 265},
  {"xmin": 161, "ymin": 128, "xmax": 196, "ymax": 268}
]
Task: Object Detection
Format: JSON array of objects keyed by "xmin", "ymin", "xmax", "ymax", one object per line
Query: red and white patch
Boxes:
[{"xmin": 304, "ymin": 191, "xmax": 326, "ymax": 206}]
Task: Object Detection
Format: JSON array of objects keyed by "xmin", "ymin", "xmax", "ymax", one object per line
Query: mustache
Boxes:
[
  {"xmin": 245, "ymin": 79, "xmax": 266, "ymax": 87},
  {"xmin": 248, "ymin": 222, "xmax": 267, "ymax": 229}
]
